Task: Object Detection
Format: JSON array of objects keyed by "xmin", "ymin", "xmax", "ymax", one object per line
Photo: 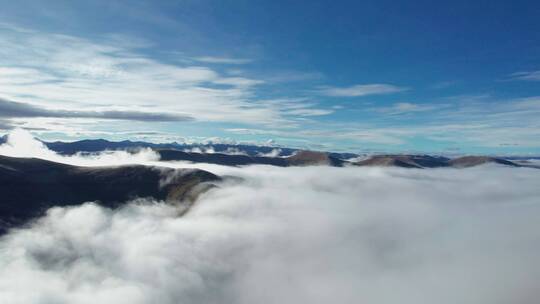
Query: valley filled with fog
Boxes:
[{"xmin": 1, "ymin": 131, "xmax": 540, "ymax": 304}]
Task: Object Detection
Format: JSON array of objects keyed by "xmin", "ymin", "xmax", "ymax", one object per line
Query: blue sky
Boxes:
[{"xmin": 0, "ymin": 0, "xmax": 539, "ymax": 154}]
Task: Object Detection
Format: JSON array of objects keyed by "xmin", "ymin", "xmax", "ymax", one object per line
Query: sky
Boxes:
[{"xmin": 0, "ymin": 0, "xmax": 539, "ymax": 154}]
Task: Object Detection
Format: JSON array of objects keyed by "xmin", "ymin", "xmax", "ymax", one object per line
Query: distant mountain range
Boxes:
[
  {"xmin": 0, "ymin": 135, "xmax": 357, "ymax": 159},
  {"xmin": 158, "ymin": 149, "xmax": 347, "ymax": 167},
  {"xmin": 0, "ymin": 155, "xmax": 220, "ymax": 234},
  {"xmin": 47, "ymin": 138, "xmax": 300, "ymax": 157},
  {"xmin": 0, "ymin": 135, "xmax": 536, "ymax": 169}
]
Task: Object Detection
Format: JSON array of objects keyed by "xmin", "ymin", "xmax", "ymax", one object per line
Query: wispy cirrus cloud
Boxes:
[
  {"xmin": 192, "ymin": 56, "xmax": 253, "ymax": 64},
  {"xmin": 264, "ymin": 98, "xmax": 334, "ymax": 117},
  {"xmin": 227, "ymin": 95, "xmax": 540, "ymax": 151},
  {"xmin": 509, "ymin": 70, "xmax": 540, "ymax": 81},
  {"xmin": 319, "ymin": 84, "xmax": 408, "ymax": 97},
  {"xmin": 374, "ymin": 102, "xmax": 447, "ymax": 115},
  {"xmin": 0, "ymin": 23, "xmax": 330, "ymax": 132}
]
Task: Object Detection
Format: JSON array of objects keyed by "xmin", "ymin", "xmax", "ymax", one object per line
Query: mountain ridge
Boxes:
[
  {"xmin": 0, "ymin": 136, "xmax": 533, "ymax": 169},
  {"xmin": 0, "ymin": 155, "xmax": 220, "ymax": 234}
]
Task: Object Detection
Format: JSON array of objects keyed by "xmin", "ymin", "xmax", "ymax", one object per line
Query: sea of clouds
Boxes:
[{"xmin": 1, "ymin": 130, "xmax": 540, "ymax": 304}]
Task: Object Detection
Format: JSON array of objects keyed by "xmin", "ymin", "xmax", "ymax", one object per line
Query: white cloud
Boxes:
[
  {"xmin": 1, "ymin": 23, "xmax": 538, "ymax": 150},
  {"xmin": 264, "ymin": 98, "xmax": 334, "ymax": 117},
  {"xmin": 319, "ymin": 84, "xmax": 408, "ymax": 97},
  {"xmin": 0, "ymin": 24, "xmax": 327, "ymax": 130},
  {"xmin": 0, "ymin": 97, "xmax": 194, "ymax": 122},
  {"xmin": 375, "ymin": 102, "xmax": 446, "ymax": 115},
  {"xmin": 257, "ymin": 148, "xmax": 282, "ymax": 157},
  {"xmin": 226, "ymin": 126, "xmax": 406, "ymax": 146},
  {"xmin": 0, "ymin": 129, "xmax": 159, "ymax": 166},
  {"xmin": 193, "ymin": 56, "xmax": 253, "ymax": 64},
  {"xmin": 0, "ymin": 151, "xmax": 539, "ymax": 303},
  {"xmin": 509, "ymin": 70, "xmax": 540, "ymax": 81},
  {"xmin": 212, "ymin": 77, "xmax": 264, "ymax": 87},
  {"xmin": 254, "ymin": 94, "xmax": 540, "ymax": 149}
]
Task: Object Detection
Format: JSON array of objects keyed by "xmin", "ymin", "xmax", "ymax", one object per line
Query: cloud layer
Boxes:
[
  {"xmin": 319, "ymin": 83, "xmax": 407, "ymax": 97},
  {"xmin": 0, "ymin": 24, "xmax": 329, "ymax": 132},
  {"xmin": 193, "ymin": 56, "xmax": 253, "ymax": 64},
  {"xmin": 0, "ymin": 138, "xmax": 539, "ymax": 303},
  {"xmin": 0, "ymin": 98, "xmax": 193, "ymax": 122}
]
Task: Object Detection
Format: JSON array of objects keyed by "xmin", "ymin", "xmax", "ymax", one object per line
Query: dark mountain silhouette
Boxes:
[
  {"xmin": 158, "ymin": 149, "xmax": 344, "ymax": 167},
  {"xmin": 44, "ymin": 138, "xmax": 299, "ymax": 157},
  {"xmin": 0, "ymin": 134, "xmax": 530, "ymax": 169},
  {"xmin": 285, "ymin": 150, "xmax": 344, "ymax": 166},
  {"xmin": 0, "ymin": 155, "xmax": 220, "ymax": 234},
  {"xmin": 354, "ymin": 155, "xmax": 450, "ymax": 168},
  {"xmin": 508, "ymin": 159, "xmax": 540, "ymax": 169},
  {"xmin": 36, "ymin": 137, "xmax": 530, "ymax": 168},
  {"xmin": 448, "ymin": 156, "xmax": 520, "ymax": 168},
  {"xmin": 355, "ymin": 156, "xmax": 423, "ymax": 168},
  {"xmin": 41, "ymin": 138, "xmax": 357, "ymax": 160},
  {"xmin": 355, "ymin": 155, "xmax": 520, "ymax": 169},
  {"xmin": 158, "ymin": 149, "xmax": 288, "ymax": 166}
]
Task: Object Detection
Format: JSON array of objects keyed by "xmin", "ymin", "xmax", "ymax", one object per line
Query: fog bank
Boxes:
[{"xmin": 1, "ymin": 161, "xmax": 539, "ymax": 303}]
